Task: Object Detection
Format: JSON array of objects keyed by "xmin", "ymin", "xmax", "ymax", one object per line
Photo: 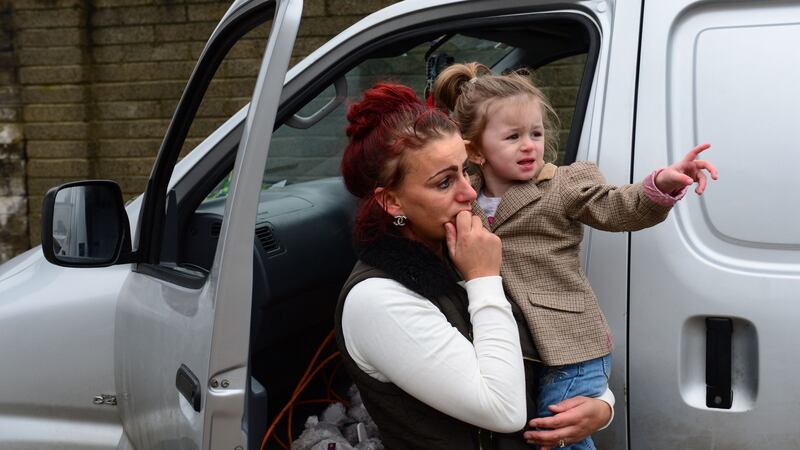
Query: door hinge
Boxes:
[{"xmin": 93, "ymin": 394, "xmax": 118, "ymax": 406}]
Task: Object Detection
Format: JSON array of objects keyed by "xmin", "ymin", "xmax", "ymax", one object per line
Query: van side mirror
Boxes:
[{"xmin": 41, "ymin": 180, "xmax": 132, "ymax": 267}]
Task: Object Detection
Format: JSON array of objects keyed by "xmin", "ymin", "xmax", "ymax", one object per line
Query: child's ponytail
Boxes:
[{"xmin": 432, "ymin": 62, "xmax": 491, "ymax": 112}]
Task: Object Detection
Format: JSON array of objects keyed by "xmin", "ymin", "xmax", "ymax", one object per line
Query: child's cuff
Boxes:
[{"xmin": 643, "ymin": 168, "xmax": 688, "ymax": 206}]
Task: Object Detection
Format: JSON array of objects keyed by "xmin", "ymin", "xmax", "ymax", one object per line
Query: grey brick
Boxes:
[
  {"xmin": 92, "ymin": 25, "xmax": 154, "ymax": 45},
  {"xmin": 154, "ymin": 22, "xmax": 215, "ymax": 42},
  {"xmin": 0, "ymin": 28, "xmax": 10, "ymax": 52},
  {"xmin": 94, "ymin": 100, "xmax": 160, "ymax": 120},
  {"xmin": 0, "ymin": 71, "xmax": 14, "ymax": 86},
  {"xmin": 0, "ymin": 156, "xmax": 24, "ymax": 178},
  {"xmin": 226, "ymin": 38, "xmax": 268, "ymax": 59},
  {"xmin": 91, "ymin": 80, "xmax": 186, "ymax": 101},
  {"xmin": 26, "ymin": 140, "xmax": 91, "ymax": 158},
  {"xmin": 93, "ymin": 42, "xmax": 191, "ymax": 63},
  {"xmin": 95, "ymin": 120, "xmax": 169, "ymax": 139},
  {"xmin": 0, "ymin": 52, "xmax": 14, "ymax": 71},
  {"xmin": 27, "ymin": 158, "xmax": 90, "ymax": 177},
  {"xmin": 326, "ymin": 0, "xmax": 397, "ymax": 16},
  {"xmin": 203, "ymin": 78, "xmax": 257, "ymax": 99},
  {"xmin": 0, "ymin": 210, "xmax": 28, "ymax": 242},
  {"xmin": 555, "ymin": 66, "xmax": 582, "ymax": 86},
  {"xmin": 19, "ymin": 65, "xmax": 88, "ymax": 85},
  {"xmin": 187, "ymin": 3, "xmax": 231, "ymax": 22},
  {"xmin": 11, "ymin": 0, "xmax": 82, "ymax": 10},
  {"xmin": 97, "ymin": 138, "xmax": 160, "ymax": 157},
  {"xmin": 93, "ymin": 61, "xmax": 195, "ymax": 83},
  {"xmin": 0, "ymin": 106, "xmax": 18, "ymax": 121},
  {"xmin": 0, "ymin": 176, "xmax": 26, "ymax": 197},
  {"xmin": 0, "ymin": 86, "xmax": 20, "ymax": 102},
  {"xmin": 546, "ymin": 87, "xmax": 579, "ymax": 108},
  {"xmin": 216, "ymin": 58, "xmax": 260, "ymax": 78},
  {"xmin": 93, "ymin": 0, "xmax": 152, "ymax": 7},
  {"xmin": 91, "ymin": 5, "xmax": 187, "ymax": 27},
  {"xmin": 28, "ymin": 219, "xmax": 41, "ymax": 247},
  {"xmin": 196, "ymin": 97, "xmax": 249, "ymax": 118},
  {"xmin": 17, "ymin": 47, "xmax": 84, "ymax": 67},
  {"xmin": 16, "ymin": 28, "xmax": 84, "ymax": 47},
  {"xmin": 95, "ymin": 156, "xmax": 157, "ymax": 176},
  {"xmin": 23, "ymin": 103, "xmax": 86, "ymax": 122},
  {"xmin": 14, "ymin": 8, "xmax": 84, "ymax": 29},
  {"xmin": 304, "ymin": 0, "xmax": 326, "ymax": 17},
  {"xmin": 22, "ymin": 85, "xmax": 86, "ymax": 104},
  {"xmin": 25, "ymin": 122, "xmax": 88, "ymax": 140},
  {"xmin": 157, "ymin": 98, "xmax": 181, "ymax": 117}
]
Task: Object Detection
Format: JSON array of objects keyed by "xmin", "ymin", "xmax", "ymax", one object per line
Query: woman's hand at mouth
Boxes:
[{"xmin": 445, "ymin": 210, "xmax": 502, "ymax": 281}]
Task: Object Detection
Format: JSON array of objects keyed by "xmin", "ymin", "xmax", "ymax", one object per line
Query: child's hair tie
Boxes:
[{"xmin": 469, "ymin": 77, "xmax": 478, "ymax": 84}]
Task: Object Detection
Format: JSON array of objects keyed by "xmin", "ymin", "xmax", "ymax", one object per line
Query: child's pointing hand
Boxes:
[{"xmin": 655, "ymin": 143, "xmax": 719, "ymax": 195}]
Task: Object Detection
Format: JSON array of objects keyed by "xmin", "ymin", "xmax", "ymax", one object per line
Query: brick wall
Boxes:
[
  {"xmin": 535, "ymin": 54, "xmax": 587, "ymax": 164},
  {"xmin": 0, "ymin": 0, "xmax": 27, "ymax": 263},
  {"xmin": 1, "ymin": 0, "xmax": 582, "ymax": 264},
  {"xmin": 1, "ymin": 0, "xmax": 398, "ymax": 263}
]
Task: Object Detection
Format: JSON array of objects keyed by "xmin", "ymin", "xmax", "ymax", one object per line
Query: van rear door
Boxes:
[
  {"xmin": 630, "ymin": 1, "xmax": 800, "ymax": 447},
  {"xmin": 113, "ymin": 1, "xmax": 301, "ymax": 448}
]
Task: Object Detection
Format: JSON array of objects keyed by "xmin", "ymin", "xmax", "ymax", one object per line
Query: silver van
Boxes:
[{"xmin": 0, "ymin": 0, "xmax": 797, "ymax": 448}]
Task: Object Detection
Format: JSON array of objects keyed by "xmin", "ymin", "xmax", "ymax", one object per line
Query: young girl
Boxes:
[{"xmin": 433, "ymin": 63, "xmax": 717, "ymax": 449}]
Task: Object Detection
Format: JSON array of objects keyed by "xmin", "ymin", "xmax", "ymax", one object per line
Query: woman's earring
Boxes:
[{"xmin": 392, "ymin": 215, "xmax": 408, "ymax": 227}]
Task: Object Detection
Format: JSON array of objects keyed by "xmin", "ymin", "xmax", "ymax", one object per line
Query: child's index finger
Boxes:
[{"xmin": 683, "ymin": 143, "xmax": 711, "ymax": 161}]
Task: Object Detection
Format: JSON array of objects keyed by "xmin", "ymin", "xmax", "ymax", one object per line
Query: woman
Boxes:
[{"xmin": 334, "ymin": 82, "xmax": 612, "ymax": 449}]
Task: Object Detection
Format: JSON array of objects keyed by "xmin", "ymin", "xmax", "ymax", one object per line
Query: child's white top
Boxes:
[{"xmin": 477, "ymin": 192, "xmax": 502, "ymax": 223}]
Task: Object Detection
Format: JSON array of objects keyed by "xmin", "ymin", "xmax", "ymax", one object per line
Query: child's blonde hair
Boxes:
[{"xmin": 433, "ymin": 62, "xmax": 560, "ymax": 163}]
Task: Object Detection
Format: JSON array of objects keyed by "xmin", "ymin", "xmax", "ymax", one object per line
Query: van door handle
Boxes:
[
  {"xmin": 176, "ymin": 364, "xmax": 202, "ymax": 412},
  {"xmin": 706, "ymin": 317, "xmax": 733, "ymax": 409}
]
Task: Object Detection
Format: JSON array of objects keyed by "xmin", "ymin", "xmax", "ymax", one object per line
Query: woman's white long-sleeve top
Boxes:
[{"xmin": 340, "ymin": 275, "xmax": 528, "ymax": 433}]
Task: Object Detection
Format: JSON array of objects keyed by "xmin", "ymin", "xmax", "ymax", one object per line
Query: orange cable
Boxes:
[
  {"xmin": 325, "ymin": 359, "xmax": 342, "ymax": 395},
  {"xmin": 272, "ymin": 434, "xmax": 288, "ymax": 450},
  {"xmin": 260, "ymin": 332, "xmax": 337, "ymax": 450},
  {"xmin": 287, "ymin": 352, "xmax": 341, "ymax": 447}
]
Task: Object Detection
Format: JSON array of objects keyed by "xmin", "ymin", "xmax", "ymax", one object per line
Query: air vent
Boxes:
[
  {"xmin": 210, "ymin": 221, "xmax": 222, "ymax": 238},
  {"xmin": 255, "ymin": 224, "xmax": 281, "ymax": 255}
]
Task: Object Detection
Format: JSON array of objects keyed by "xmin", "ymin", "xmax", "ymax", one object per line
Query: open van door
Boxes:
[
  {"xmin": 113, "ymin": 0, "xmax": 301, "ymax": 448},
  {"xmin": 630, "ymin": 0, "xmax": 800, "ymax": 447}
]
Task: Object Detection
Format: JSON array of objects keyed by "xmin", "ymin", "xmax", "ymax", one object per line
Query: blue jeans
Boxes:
[{"xmin": 536, "ymin": 354, "xmax": 611, "ymax": 450}]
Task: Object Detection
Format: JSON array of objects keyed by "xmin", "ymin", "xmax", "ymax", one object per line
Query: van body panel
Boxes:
[
  {"xmin": 630, "ymin": 0, "xmax": 800, "ymax": 448},
  {"xmin": 0, "ymin": 260, "xmax": 125, "ymax": 449}
]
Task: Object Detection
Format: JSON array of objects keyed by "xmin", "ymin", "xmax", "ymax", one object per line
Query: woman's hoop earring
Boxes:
[{"xmin": 392, "ymin": 215, "xmax": 408, "ymax": 227}]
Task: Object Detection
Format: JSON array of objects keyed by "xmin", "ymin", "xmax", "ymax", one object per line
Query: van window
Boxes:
[
  {"xmin": 191, "ymin": 17, "xmax": 598, "ymax": 277},
  {"xmin": 204, "ymin": 32, "xmax": 591, "ymax": 201}
]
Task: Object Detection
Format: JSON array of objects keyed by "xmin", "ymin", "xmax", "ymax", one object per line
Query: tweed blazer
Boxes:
[{"xmin": 472, "ymin": 161, "xmax": 673, "ymax": 366}]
